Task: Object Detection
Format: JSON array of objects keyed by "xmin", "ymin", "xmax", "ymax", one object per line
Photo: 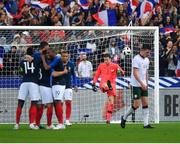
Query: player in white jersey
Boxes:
[{"xmin": 121, "ymin": 44, "xmax": 153, "ymax": 128}]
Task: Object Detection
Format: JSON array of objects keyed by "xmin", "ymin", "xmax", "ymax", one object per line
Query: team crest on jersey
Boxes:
[
  {"xmin": 134, "ymin": 94, "xmax": 138, "ymax": 98},
  {"xmin": 68, "ymin": 67, "xmax": 71, "ymax": 71}
]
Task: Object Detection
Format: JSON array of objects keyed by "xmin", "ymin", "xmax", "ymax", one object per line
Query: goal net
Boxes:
[{"xmin": 0, "ymin": 27, "xmax": 159, "ymax": 124}]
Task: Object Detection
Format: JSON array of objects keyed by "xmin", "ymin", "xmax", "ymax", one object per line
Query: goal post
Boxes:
[{"xmin": 0, "ymin": 26, "xmax": 159, "ymax": 124}]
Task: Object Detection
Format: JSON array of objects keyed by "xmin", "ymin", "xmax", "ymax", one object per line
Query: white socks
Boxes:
[{"xmin": 143, "ymin": 106, "xmax": 149, "ymax": 126}]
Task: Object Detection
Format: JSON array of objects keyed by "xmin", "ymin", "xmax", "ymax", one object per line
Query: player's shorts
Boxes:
[
  {"xmin": 18, "ymin": 82, "xmax": 40, "ymax": 101},
  {"xmin": 63, "ymin": 88, "xmax": 73, "ymax": 101},
  {"xmin": 52, "ymin": 85, "xmax": 66, "ymax": 101},
  {"xmin": 132, "ymin": 87, "xmax": 148, "ymax": 100},
  {"xmin": 39, "ymin": 86, "xmax": 53, "ymax": 104},
  {"xmin": 100, "ymin": 83, "xmax": 116, "ymax": 97}
]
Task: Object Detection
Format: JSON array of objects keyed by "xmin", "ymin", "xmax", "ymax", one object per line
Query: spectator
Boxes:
[
  {"xmin": 0, "ymin": 37, "xmax": 10, "ymax": 53},
  {"xmin": 106, "ymin": 38, "xmax": 121, "ymax": 63},
  {"xmin": 67, "ymin": 36, "xmax": 80, "ymax": 63},
  {"xmin": 0, "ymin": 9, "xmax": 7, "ymax": 26},
  {"xmin": 3, "ymin": 46, "xmax": 20, "ymax": 75},
  {"xmin": 11, "ymin": 34, "xmax": 21, "ymax": 50},
  {"xmin": 86, "ymin": 40, "xmax": 96, "ymax": 53},
  {"xmin": 78, "ymin": 53, "xmax": 93, "ymax": 78},
  {"xmin": 159, "ymin": 40, "xmax": 174, "ymax": 76},
  {"xmin": 176, "ymin": 40, "xmax": 180, "ymax": 77},
  {"xmin": 167, "ymin": 45, "xmax": 178, "ymax": 76},
  {"xmin": 0, "ymin": 44, "xmax": 4, "ymax": 70}
]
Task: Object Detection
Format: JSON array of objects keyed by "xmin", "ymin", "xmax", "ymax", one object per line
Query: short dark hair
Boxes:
[
  {"xmin": 61, "ymin": 50, "xmax": 69, "ymax": 54},
  {"xmin": 48, "ymin": 47, "xmax": 56, "ymax": 53},
  {"xmin": 141, "ymin": 44, "xmax": 151, "ymax": 50},
  {"xmin": 26, "ymin": 47, "xmax": 34, "ymax": 56},
  {"xmin": 103, "ymin": 53, "xmax": 111, "ymax": 58},
  {"xmin": 39, "ymin": 41, "xmax": 49, "ymax": 49},
  {"xmin": 11, "ymin": 46, "xmax": 17, "ymax": 49}
]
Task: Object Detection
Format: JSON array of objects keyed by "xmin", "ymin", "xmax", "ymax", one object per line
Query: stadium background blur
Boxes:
[
  {"xmin": 0, "ymin": 1, "xmax": 179, "ymax": 142},
  {"xmin": 0, "ymin": 0, "xmax": 179, "ymax": 77}
]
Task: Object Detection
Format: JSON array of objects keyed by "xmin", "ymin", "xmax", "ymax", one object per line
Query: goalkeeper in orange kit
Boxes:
[{"xmin": 92, "ymin": 53, "xmax": 125, "ymax": 123}]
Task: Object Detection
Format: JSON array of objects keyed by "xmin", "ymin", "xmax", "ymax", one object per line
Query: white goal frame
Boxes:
[{"xmin": 0, "ymin": 26, "xmax": 159, "ymax": 124}]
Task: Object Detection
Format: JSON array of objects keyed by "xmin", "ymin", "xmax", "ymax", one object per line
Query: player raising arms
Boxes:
[
  {"xmin": 14, "ymin": 47, "xmax": 40, "ymax": 130},
  {"xmin": 121, "ymin": 44, "xmax": 153, "ymax": 129},
  {"xmin": 41, "ymin": 48, "xmax": 68, "ymax": 129},
  {"xmin": 92, "ymin": 53, "xmax": 125, "ymax": 124},
  {"xmin": 52, "ymin": 50, "xmax": 77, "ymax": 126}
]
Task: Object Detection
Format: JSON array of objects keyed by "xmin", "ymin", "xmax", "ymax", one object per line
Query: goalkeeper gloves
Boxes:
[{"xmin": 92, "ymin": 83, "xmax": 97, "ymax": 92}]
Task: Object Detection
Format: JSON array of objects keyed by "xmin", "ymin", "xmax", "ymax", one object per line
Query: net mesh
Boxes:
[{"xmin": 0, "ymin": 28, "xmax": 158, "ymax": 123}]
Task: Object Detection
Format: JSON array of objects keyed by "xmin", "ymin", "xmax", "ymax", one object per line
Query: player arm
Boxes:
[
  {"xmin": 24, "ymin": 55, "xmax": 33, "ymax": 62},
  {"xmin": 51, "ymin": 67, "xmax": 68, "ymax": 77},
  {"xmin": 133, "ymin": 67, "xmax": 144, "ymax": 86},
  {"xmin": 41, "ymin": 54, "xmax": 51, "ymax": 70},
  {"xmin": 146, "ymin": 60, "xmax": 150, "ymax": 85},
  {"xmin": 51, "ymin": 59, "xmax": 68, "ymax": 77},
  {"xmin": 146, "ymin": 72, "xmax": 149, "ymax": 85},
  {"xmin": 117, "ymin": 66, "xmax": 125, "ymax": 76}
]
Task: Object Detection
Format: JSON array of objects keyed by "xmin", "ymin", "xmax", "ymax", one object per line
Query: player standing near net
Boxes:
[
  {"xmin": 41, "ymin": 48, "xmax": 68, "ymax": 129},
  {"xmin": 92, "ymin": 53, "xmax": 125, "ymax": 124},
  {"xmin": 34, "ymin": 41, "xmax": 55, "ymax": 129},
  {"xmin": 52, "ymin": 50, "xmax": 77, "ymax": 126},
  {"xmin": 121, "ymin": 44, "xmax": 153, "ymax": 129},
  {"xmin": 14, "ymin": 47, "xmax": 40, "ymax": 130}
]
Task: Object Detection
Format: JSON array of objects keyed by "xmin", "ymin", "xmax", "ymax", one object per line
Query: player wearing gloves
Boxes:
[{"xmin": 92, "ymin": 53, "xmax": 125, "ymax": 123}]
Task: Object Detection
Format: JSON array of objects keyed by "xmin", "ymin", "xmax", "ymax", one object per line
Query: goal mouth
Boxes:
[{"xmin": 0, "ymin": 26, "xmax": 159, "ymax": 124}]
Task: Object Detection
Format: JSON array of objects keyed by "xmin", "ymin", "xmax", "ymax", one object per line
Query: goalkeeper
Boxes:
[{"xmin": 92, "ymin": 53, "xmax": 125, "ymax": 124}]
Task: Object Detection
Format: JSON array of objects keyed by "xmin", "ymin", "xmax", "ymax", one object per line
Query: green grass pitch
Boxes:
[{"xmin": 0, "ymin": 122, "xmax": 180, "ymax": 143}]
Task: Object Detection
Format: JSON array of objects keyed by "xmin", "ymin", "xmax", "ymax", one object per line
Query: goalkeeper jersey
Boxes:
[{"xmin": 93, "ymin": 62, "xmax": 121, "ymax": 85}]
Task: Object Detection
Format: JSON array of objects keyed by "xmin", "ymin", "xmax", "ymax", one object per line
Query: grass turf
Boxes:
[{"xmin": 0, "ymin": 123, "xmax": 180, "ymax": 143}]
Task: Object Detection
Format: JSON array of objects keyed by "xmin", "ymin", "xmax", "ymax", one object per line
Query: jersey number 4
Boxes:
[{"xmin": 24, "ymin": 62, "xmax": 35, "ymax": 74}]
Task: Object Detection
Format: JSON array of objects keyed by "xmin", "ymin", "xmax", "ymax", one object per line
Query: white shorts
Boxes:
[
  {"xmin": 39, "ymin": 86, "xmax": 53, "ymax": 104},
  {"xmin": 52, "ymin": 85, "xmax": 66, "ymax": 101},
  {"xmin": 64, "ymin": 88, "xmax": 73, "ymax": 101},
  {"xmin": 18, "ymin": 82, "xmax": 40, "ymax": 101}
]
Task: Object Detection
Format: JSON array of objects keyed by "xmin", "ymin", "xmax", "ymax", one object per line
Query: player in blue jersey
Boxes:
[
  {"xmin": 41, "ymin": 48, "xmax": 68, "ymax": 129},
  {"xmin": 52, "ymin": 50, "xmax": 77, "ymax": 126},
  {"xmin": 33, "ymin": 41, "xmax": 55, "ymax": 129},
  {"xmin": 14, "ymin": 47, "xmax": 40, "ymax": 130}
]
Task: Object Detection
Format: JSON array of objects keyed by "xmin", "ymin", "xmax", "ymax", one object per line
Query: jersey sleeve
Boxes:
[
  {"xmin": 147, "ymin": 58, "xmax": 150, "ymax": 70},
  {"xmin": 49, "ymin": 56, "xmax": 60, "ymax": 69},
  {"xmin": 33, "ymin": 52, "xmax": 41, "ymax": 60},
  {"xmin": 93, "ymin": 64, "xmax": 101, "ymax": 83},
  {"xmin": 132, "ymin": 57, "xmax": 140, "ymax": 69}
]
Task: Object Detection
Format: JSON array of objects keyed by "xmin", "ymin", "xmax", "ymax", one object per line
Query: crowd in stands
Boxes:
[{"xmin": 0, "ymin": 0, "xmax": 180, "ymax": 77}]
